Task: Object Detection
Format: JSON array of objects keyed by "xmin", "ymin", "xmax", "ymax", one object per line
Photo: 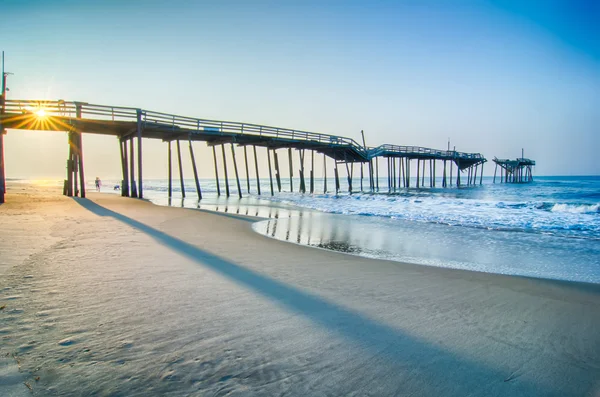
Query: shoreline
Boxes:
[{"xmin": 1, "ymin": 182, "xmax": 599, "ymax": 396}]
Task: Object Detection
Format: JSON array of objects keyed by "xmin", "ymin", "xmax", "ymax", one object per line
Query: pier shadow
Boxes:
[{"xmin": 74, "ymin": 197, "xmax": 553, "ymax": 396}]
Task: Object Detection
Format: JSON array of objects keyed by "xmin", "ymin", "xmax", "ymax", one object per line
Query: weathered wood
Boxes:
[
  {"xmin": 168, "ymin": 141, "xmax": 172, "ymax": 197},
  {"xmin": 442, "ymin": 160, "xmax": 447, "ymax": 187},
  {"xmin": 221, "ymin": 144, "xmax": 230, "ymax": 197},
  {"xmin": 253, "ymin": 145, "xmax": 261, "ymax": 195},
  {"xmin": 243, "ymin": 146, "xmax": 250, "ymax": 193},
  {"xmin": 130, "ymin": 137, "xmax": 137, "ymax": 198},
  {"xmin": 360, "ymin": 162, "xmax": 364, "ymax": 192},
  {"xmin": 188, "ymin": 138, "xmax": 202, "ymax": 199},
  {"xmin": 212, "ymin": 146, "xmax": 221, "ymax": 196},
  {"xmin": 0, "ymin": 131, "xmax": 4, "ymax": 203},
  {"xmin": 480, "ymin": 163, "xmax": 484, "ymax": 185},
  {"xmin": 416, "ymin": 159, "xmax": 420, "ymax": 188},
  {"xmin": 288, "ymin": 148, "xmax": 294, "ymax": 192},
  {"xmin": 432, "ymin": 160, "xmax": 436, "ymax": 187},
  {"xmin": 422, "ymin": 159, "xmax": 426, "ymax": 187},
  {"xmin": 136, "ymin": 109, "xmax": 143, "ymax": 198},
  {"xmin": 73, "ymin": 133, "xmax": 79, "ymax": 197},
  {"xmin": 177, "ymin": 140, "xmax": 185, "ymax": 198},
  {"xmin": 75, "ymin": 105, "xmax": 85, "ymax": 198},
  {"xmin": 310, "ymin": 150, "xmax": 315, "ymax": 194},
  {"xmin": 323, "ymin": 153, "xmax": 327, "ymax": 193},
  {"xmin": 267, "ymin": 148, "xmax": 274, "ymax": 196},
  {"xmin": 274, "ymin": 151, "xmax": 282, "ymax": 192},
  {"xmin": 449, "ymin": 160, "xmax": 453, "ymax": 188},
  {"xmin": 299, "ymin": 149, "xmax": 306, "ymax": 193},
  {"xmin": 406, "ymin": 158, "xmax": 410, "ymax": 188},
  {"xmin": 0, "ymin": 130, "xmax": 4, "ymax": 204},
  {"xmin": 375, "ymin": 158, "xmax": 379, "ymax": 191},
  {"xmin": 121, "ymin": 139, "xmax": 129, "ymax": 197},
  {"xmin": 230, "ymin": 144, "xmax": 242, "ymax": 198},
  {"xmin": 66, "ymin": 132, "xmax": 74, "ymax": 196},
  {"xmin": 334, "ymin": 164, "xmax": 340, "ymax": 194}
]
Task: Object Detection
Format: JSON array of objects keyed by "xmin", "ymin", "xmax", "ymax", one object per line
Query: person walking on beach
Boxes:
[{"xmin": 95, "ymin": 177, "xmax": 102, "ymax": 192}]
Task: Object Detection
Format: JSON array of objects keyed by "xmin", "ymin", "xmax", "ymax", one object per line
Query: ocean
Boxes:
[{"xmin": 67, "ymin": 175, "xmax": 600, "ymax": 284}]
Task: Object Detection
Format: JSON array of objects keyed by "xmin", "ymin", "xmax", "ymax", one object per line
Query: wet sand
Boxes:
[{"xmin": 1, "ymin": 182, "xmax": 599, "ymax": 396}]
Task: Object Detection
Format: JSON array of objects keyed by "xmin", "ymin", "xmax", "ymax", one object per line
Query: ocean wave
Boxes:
[{"xmin": 551, "ymin": 203, "xmax": 600, "ymax": 214}]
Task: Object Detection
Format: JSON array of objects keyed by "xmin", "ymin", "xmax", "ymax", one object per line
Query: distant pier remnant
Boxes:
[{"xmin": 493, "ymin": 150, "xmax": 535, "ymax": 183}]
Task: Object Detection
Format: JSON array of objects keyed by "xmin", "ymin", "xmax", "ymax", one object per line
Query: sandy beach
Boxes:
[{"xmin": 1, "ymin": 182, "xmax": 599, "ymax": 396}]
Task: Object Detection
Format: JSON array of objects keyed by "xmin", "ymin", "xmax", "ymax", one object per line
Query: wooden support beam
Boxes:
[
  {"xmin": 432, "ymin": 159, "xmax": 436, "ymax": 188},
  {"xmin": 0, "ymin": 129, "xmax": 4, "ymax": 203},
  {"xmin": 493, "ymin": 163, "xmax": 497, "ymax": 183},
  {"xmin": 416, "ymin": 159, "xmax": 420, "ymax": 188},
  {"xmin": 130, "ymin": 137, "xmax": 137, "ymax": 198},
  {"xmin": 449, "ymin": 160, "xmax": 453, "ymax": 188},
  {"xmin": 189, "ymin": 138, "xmax": 202, "ymax": 199},
  {"xmin": 73, "ymin": 133, "xmax": 79, "ymax": 197},
  {"xmin": 77, "ymin": 132, "xmax": 85, "ymax": 198},
  {"xmin": 243, "ymin": 146, "xmax": 250, "ymax": 194},
  {"xmin": 392, "ymin": 157, "xmax": 396, "ymax": 191},
  {"xmin": 480, "ymin": 163, "xmax": 484, "ymax": 185},
  {"xmin": 177, "ymin": 140, "xmax": 186, "ymax": 198},
  {"xmin": 443, "ymin": 160, "xmax": 447, "ymax": 187},
  {"xmin": 375, "ymin": 158, "xmax": 379, "ymax": 191},
  {"xmin": 310, "ymin": 150, "xmax": 315, "ymax": 194},
  {"xmin": 360, "ymin": 162, "xmax": 364, "ymax": 192},
  {"xmin": 168, "ymin": 141, "xmax": 172, "ymax": 197},
  {"xmin": 231, "ymin": 144, "xmax": 242, "ymax": 199},
  {"xmin": 334, "ymin": 163, "xmax": 340, "ymax": 194},
  {"xmin": 120, "ymin": 138, "xmax": 129, "ymax": 197},
  {"xmin": 323, "ymin": 153, "xmax": 327, "ymax": 193},
  {"xmin": 288, "ymin": 148, "xmax": 294, "ymax": 192},
  {"xmin": 75, "ymin": 105, "xmax": 85, "ymax": 198},
  {"xmin": 421, "ymin": 159, "xmax": 425, "ymax": 187},
  {"xmin": 299, "ymin": 149, "xmax": 306, "ymax": 193},
  {"xmin": 212, "ymin": 146, "xmax": 221, "ymax": 196},
  {"xmin": 399, "ymin": 157, "xmax": 404, "ymax": 189},
  {"xmin": 253, "ymin": 145, "xmax": 261, "ymax": 195},
  {"xmin": 221, "ymin": 144, "xmax": 230, "ymax": 197},
  {"xmin": 67, "ymin": 132, "xmax": 75, "ymax": 196},
  {"xmin": 406, "ymin": 158, "xmax": 410, "ymax": 188},
  {"xmin": 267, "ymin": 148, "xmax": 274, "ymax": 196},
  {"xmin": 136, "ymin": 109, "xmax": 143, "ymax": 199},
  {"xmin": 387, "ymin": 158, "xmax": 391, "ymax": 192},
  {"xmin": 274, "ymin": 151, "xmax": 282, "ymax": 192}
]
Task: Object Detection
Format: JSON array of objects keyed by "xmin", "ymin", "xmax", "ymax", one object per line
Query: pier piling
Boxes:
[
  {"xmin": 177, "ymin": 140, "xmax": 185, "ymax": 199},
  {"xmin": 189, "ymin": 138, "xmax": 202, "ymax": 199},
  {"xmin": 212, "ymin": 146, "xmax": 221, "ymax": 196},
  {"xmin": 231, "ymin": 144, "xmax": 242, "ymax": 198}
]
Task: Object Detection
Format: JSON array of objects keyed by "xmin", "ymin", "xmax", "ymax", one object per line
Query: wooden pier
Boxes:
[
  {"xmin": 0, "ymin": 99, "xmax": 488, "ymax": 202},
  {"xmin": 492, "ymin": 152, "xmax": 535, "ymax": 183}
]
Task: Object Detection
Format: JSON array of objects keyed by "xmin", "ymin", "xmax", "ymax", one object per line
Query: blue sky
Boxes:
[{"xmin": 2, "ymin": 0, "xmax": 599, "ymax": 178}]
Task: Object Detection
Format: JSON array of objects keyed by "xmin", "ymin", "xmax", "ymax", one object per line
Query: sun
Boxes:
[{"xmin": 35, "ymin": 109, "xmax": 46, "ymax": 117}]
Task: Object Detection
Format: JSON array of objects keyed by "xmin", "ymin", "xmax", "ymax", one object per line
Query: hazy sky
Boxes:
[{"xmin": 2, "ymin": 0, "xmax": 599, "ymax": 179}]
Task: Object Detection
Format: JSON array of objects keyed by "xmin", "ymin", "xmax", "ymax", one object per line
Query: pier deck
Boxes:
[{"xmin": 0, "ymin": 99, "xmax": 488, "ymax": 200}]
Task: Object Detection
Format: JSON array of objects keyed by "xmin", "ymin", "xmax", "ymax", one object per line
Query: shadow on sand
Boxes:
[{"xmin": 74, "ymin": 197, "xmax": 549, "ymax": 396}]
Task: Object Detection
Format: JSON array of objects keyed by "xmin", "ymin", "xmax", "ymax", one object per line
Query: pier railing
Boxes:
[
  {"xmin": 4, "ymin": 99, "xmax": 367, "ymax": 155},
  {"xmin": 369, "ymin": 144, "xmax": 485, "ymax": 161}
]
